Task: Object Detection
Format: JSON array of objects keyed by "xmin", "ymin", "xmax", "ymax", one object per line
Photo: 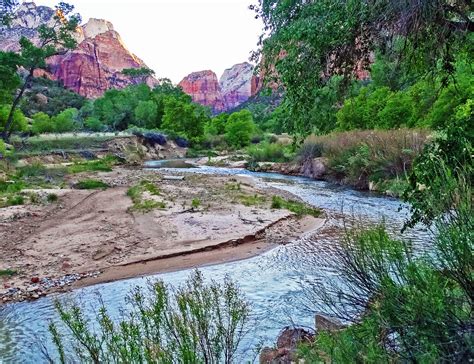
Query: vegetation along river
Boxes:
[{"xmin": 0, "ymin": 165, "xmax": 432, "ymax": 362}]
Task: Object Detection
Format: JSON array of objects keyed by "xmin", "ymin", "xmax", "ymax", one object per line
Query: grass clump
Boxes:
[
  {"xmin": 126, "ymin": 180, "xmax": 165, "ymax": 213},
  {"xmin": 67, "ymin": 155, "xmax": 118, "ymax": 174},
  {"xmin": 47, "ymin": 193, "xmax": 58, "ymax": 203},
  {"xmin": 238, "ymin": 194, "xmax": 267, "ymax": 207},
  {"xmin": 75, "ymin": 179, "xmax": 109, "ymax": 190},
  {"xmin": 191, "ymin": 198, "xmax": 201, "ymax": 209},
  {"xmin": 0, "ymin": 269, "xmax": 17, "ymax": 277},
  {"xmin": 271, "ymin": 196, "xmax": 320, "ymax": 217}
]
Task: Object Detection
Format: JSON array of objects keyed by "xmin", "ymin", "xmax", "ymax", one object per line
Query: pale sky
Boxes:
[{"xmin": 32, "ymin": 0, "xmax": 263, "ymax": 83}]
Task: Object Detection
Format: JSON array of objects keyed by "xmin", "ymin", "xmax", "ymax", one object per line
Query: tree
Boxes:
[
  {"xmin": 1, "ymin": 2, "xmax": 81, "ymax": 141},
  {"xmin": 31, "ymin": 112, "xmax": 54, "ymax": 134},
  {"xmin": 252, "ymin": 0, "xmax": 473, "ymax": 134},
  {"xmin": 134, "ymin": 100, "xmax": 158, "ymax": 128},
  {"xmin": 225, "ymin": 110, "xmax": 256, "ymax": 148},
  {"xmin": 161, "ymin": 96, "xmax": 209, "ymax": 143},
  {"xmin": 52, "ymin": 107, "xmax": 78, "ymax": 132},
  {"xmin": 122, "ymin": 67, "xmax": 155, "ymax": 85},
  {"xmin": 0, "ymin": 51, "xmax": 21, "ymax": 104},
  {"xmin": 0, "ymin": 104, "xmax": 27, "ymax": 133}
]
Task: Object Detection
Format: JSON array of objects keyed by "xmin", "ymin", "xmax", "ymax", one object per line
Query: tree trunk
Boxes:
[{"xmin": 1, "ymin": 67, "xmax": 34, "ymax": 142}]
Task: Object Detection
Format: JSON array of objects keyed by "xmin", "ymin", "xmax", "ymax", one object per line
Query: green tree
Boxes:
[
  {"xmin": 0, "ymin": 105, "xmax": 27, "ymax": 133},
  {"xmin": 31, "ymin": 112, "xmax": 54, "ymax": 134},
  {"xmin": 1, "ymin": 3, "xmax": 80, "ymax": 141},
  {"xmin": 161, "ymin": 96, "xmax": 209, "ymax": 143},
  {"xmin": 134, "ymin": 100, "xmax": 158, "ymax": 128},
  {"xmin": 0, "ymin": 51, "xmax": 21, "ymax": 104},
  {"xmin": 225, "ymin": 110, "xmax": 256, "ymax": 148},
  {"xmin": 205, "ymin": 113, "xmax": 229, "ymax": 135},
  {"xmin": 253, "ymin": 0, "xmax": 473, "ymax": 135},
  {"xmin": 84, "ymin": 117, "xmax": 104, "ymax": 132},
  {"xmin": 52, "ymin": 107, "xmax": 78, "ymax": 133}
]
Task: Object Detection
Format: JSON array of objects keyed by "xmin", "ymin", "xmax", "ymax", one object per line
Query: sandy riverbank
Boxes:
[{"xmin": 0, "ymin": 167, "xmax": 324, "ymax": 303}]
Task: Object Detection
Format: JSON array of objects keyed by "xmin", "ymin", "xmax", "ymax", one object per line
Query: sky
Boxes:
[{"xmin": 32, "ymin": 0, "xmax": 264, "ymax": 83}]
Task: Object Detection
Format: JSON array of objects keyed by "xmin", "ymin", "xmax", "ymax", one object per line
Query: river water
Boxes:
[{"xmin": 0, "ymin": 165, "xmax": 432, "ymax": 363}]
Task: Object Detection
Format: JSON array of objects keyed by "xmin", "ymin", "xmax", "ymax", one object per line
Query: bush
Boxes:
[
  {"xmin": 271, "ymin": 195, "xmax": 321, "ymax": 217},
  {"xmin": 74, "ymin": 179, "xmax": 109, "ymax": 190},
  {"xmin": 247, "ymin": 142, "xmax": 289, "ymax": 163},
  {"xmin": 0, "ymin": 105, "xmax": 28, "ymax": 133},
  {"xmin": 297, "ymin": 136, "xmax": 323, "ymax": 162},
  {"xmin": 174, "ymin": 136, "xmax": 189, "ymax": 148},
  {"xmin": 31, "ymin": 112, "xmax": 54, "ymax": 134},
  {"xmin": 84, "ymin": 117, "xmax": 104, "ymax": 132},
  {"xmin": 52, "ymin": 108, "xmax": 78, "ymax": 133},
  {"xmin": 225, "ymin": 110, "xmax": 256, "ymax": 149},
  {"xmin": 49, "ymin": 271, "xmax": 251, "ymax": 363}
]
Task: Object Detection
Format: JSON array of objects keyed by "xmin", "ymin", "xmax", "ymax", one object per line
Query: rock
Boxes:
[
  {"xmin": 61, "ymin": 261, "xmax": 72, "ymax": 270},
  {"xmin": 30, "ymin": 277, "xmax": 40, "ymax": 284},
  {"xmin": 179, "ymin": 62, "xmax": 259, "ymax": 112},
  {"xmin": 315, "ymin": 314, "xmax": 345, "ymax": 332},
  {"xmin": 34, "ymin": 93, "xmax": 48, "ymax": 105},
  {"xmin": 179, "ymin": 70, "xmax": 225, "ymax": 113},
  {"xmin": 301, "ymin": 157, "xmax": 328, "ymax": 179},
  {"xmin": 260, "ymin": 327, "xmax": 314, "ymax": 364},
  {"xmin": 220, "ymin": 62, "xmax": 256, "ymax": 110}
]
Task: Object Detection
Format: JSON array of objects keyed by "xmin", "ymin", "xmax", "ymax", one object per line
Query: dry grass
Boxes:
[{"xmin": 302, "ymin": 129, "xmax": 430, "ymax": 189}]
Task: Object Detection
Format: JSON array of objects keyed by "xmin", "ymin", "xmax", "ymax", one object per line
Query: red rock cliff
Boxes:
[
  {"xmin": 178, "ymin": 70, "xmax": 225, "ymax": 113},
  {"xmin": 0, "ymin": 2, "xmax": 155, "ymax": 98}
]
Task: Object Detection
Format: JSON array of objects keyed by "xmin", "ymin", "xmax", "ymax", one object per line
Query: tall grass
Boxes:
[{"xmin": 300, "ymin": 129, "xmax": 429, "ymax": 189}]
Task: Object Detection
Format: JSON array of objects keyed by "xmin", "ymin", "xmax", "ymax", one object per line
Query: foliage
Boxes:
[
  {"xmin": 0, "ymin": 51, "xmax": 21, "ymax": 104},
  {"xmin": 253, "ymin": 0, "xmax": 473, "ymax": 134},
  {"xmin": 49, "ymin": 271, "xmax": 251, "ymax": 363},
  {"xmin": 20, "ymin": 77, "xmax": 86, "ymax": 117},
  {"xmin": 83, "ymin": 117, "xmax": 104, "ymax": 132},
  {"xmin": 31, "ymin": 112, "xmax": 54, "ymax": 134},
  {"xmin": 403, "ymin": 105, "xmax": 473, "ymax": 228},
  {"xmin": 225, "ymin": 110, "xmax": 256, "ymax": 148},
  {"xmin": 247, "ymin": 141, "xmax": 290, "ymax": 163},
  {"xmin": 74, "ymin": 179, "xmax": 109, "ymax": 190},
  {"xmin": 67, "ymin": 156, "xmax": 117, "ymax": 174},
  {"xmin": 299, "ymin": 129, "xmax": 428, "ymax": 191},
  {"xmin": 1, "ymin": 2, "xmax": 81, "ymax": 141},
  {"xmin": 271, "ymin": 196, "xmax": 320, "ymax": 217},
  {"xmin": 126, "ymin": 180, "xmax": 165, "ymax": 213},
  {"xmin": 0, "ymin": 105, "xmax": 27, "ymax": 133}
]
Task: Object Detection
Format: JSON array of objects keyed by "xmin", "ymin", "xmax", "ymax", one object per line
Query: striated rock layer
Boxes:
[
  {"xmin": 179, "ymin": 62, "xmax": 261, "ymax": 113},
  {"xmin": 178, "ymin": 70, "xmax": 225, "ymax": 113},
  {"xmin": 0, "ymin": 2, "xmax": 155, "ymax": 98}
]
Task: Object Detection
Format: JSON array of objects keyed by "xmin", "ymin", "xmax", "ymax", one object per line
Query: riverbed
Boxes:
[{"xmin": 0, "ymin": 165, "xmax": 432, "ymax": 362}]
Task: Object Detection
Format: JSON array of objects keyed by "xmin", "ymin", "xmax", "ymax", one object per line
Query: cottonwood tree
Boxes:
[
  {"xmin": 251, "ymin": 0, "xmax": 473, "ymax": 135},
  {"xmin": 1, "ymin": 2, "xmax": 81, "ymax": 141}
]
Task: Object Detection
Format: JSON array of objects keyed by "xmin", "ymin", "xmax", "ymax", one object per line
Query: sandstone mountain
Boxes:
[
  {"xmin": 0, "ymin": 2, "xmax": 155, "ymax": 98},
  {"xmin": 179, "ymin": 62, "xmax": 261, "ymax": 113}
]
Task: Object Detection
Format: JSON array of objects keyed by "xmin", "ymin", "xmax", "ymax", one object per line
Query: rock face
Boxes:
[
  {"xmin": 178, "ymin": 62, "xmax": 261, "ymax": 113},
  {"xmin": 0, "ymin": 2, "xmax": 155, "ymax": 98},
  {"xmin": 178, "ymin": 70, "xmax": 225, "ymax": 113},
  {"xmin": 220, "ymin": 62, "xmax": 255, "ymax": 110}
]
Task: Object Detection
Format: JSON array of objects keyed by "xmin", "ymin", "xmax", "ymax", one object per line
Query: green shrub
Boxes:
[
  {"xmin": 74, "ymin": 179, "xmax": 109, "ymax": 190},
  {"xmin": 67, "ymin": 157, "xmax": 117, "ymax": 174},
  {"xmin": 84, "ymin": 117, "xmax": 104, "ymax": 132},
  {"xmin": 0, "ymin": 269, "xmax": 17, "ymax": 277},
  {"xmin": 0, "ymin": 105, "xmax": 28, "ymax": 133},
  {"xmin": 271, "ymin": 196, "xmax": 320, "ymax": 217},
  {"xmin": 49, "ymin": 270, "xmax": 250, "ymax": 363},
  {"xmin": 31, "ymin": 112, "xmax": 54, "ymax": 134},
  {"xmin": 225, "ymin": 110, "xmax": 256, "ymax": 149},
  {"xmin": 191, "ymin": 198, "xmax": 201, "ymax": 209},
  {"xmin": 47, "ymin": 193, "xmax": 58, "ymax": 203},
  {"xmin": 6, "ymin": 194, "xmax": 24, "ymax": 206},
  {"xmin": 52, "ymin": 108, "xmax": 78, "ymax": 133},
  {"xmin": 247, "ymin": 142, "xmax": 289, "ymax": 163}
]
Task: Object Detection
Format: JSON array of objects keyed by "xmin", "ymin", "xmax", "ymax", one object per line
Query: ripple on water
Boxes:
[{"xmin": 0, "ymin": 166, "xmax": 433, "ymax": 363}]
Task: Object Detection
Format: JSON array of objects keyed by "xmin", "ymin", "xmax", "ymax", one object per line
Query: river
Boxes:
[{"xmin": 0, "ymin": 165, "xmax": 432, "ymax": 363}]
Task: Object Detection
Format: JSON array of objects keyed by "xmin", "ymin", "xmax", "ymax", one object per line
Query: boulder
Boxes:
[
  {"xmin": 260, "ymin": 327, "xmax": 314, "ymax": 364},
  {"xmin": 301, "ymin": 157, "xmax": 328, "ymax": 179},
  {"xmin": 315, "ymin": 314, "xmax": 345, "ymax": 332}
]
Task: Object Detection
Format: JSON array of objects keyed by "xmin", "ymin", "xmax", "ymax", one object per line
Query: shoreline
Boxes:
[
  {"xmin": 75, "ymin": 215, "xmax": 324, "ymax": 290},
  {"xmin": 0, "ymin": 166, "xmax": 326, "ymax": 305}
]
